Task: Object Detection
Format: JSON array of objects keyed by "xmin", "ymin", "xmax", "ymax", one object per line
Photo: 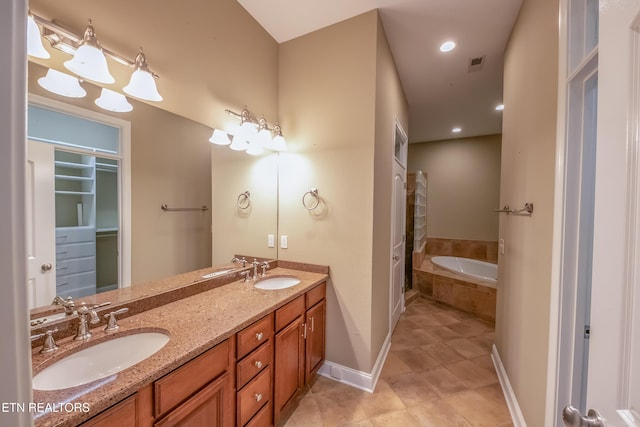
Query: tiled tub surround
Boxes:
[
  {"xmin": 414, "ymin": 257, "xmax": 496, "ymax": 323},
  {"xmin": 30, "ymin": 264, "xmax": 328, "ymax": 427}
]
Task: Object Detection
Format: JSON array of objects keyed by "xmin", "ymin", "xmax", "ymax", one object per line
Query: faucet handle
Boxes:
[
  {"xmin": 260, "ymin": 262, "xmax": 269, "ymax": 276},
  {"xmin": 103, "ymin": 308, "xmax": 129, "ymax": 332},
  {"xmin": 240, "ymin": 271, "xmax": 251, "ymax": 282},
  {"xmin": 31, "ymin": 328, "xmax": 59, "ymax": 353}
]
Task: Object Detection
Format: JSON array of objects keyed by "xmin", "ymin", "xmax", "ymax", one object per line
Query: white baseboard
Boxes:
[
  {"xmin": 318, "ymin": 332, "xmax": 391, "ymax": 393},
  {"xmin": 492, "ymin": 344, "xmax": 527, "ymax": 427}
]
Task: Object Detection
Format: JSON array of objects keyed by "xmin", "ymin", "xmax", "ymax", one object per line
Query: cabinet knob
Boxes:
[
  {"xmin": 255, "ymin": 332, "xmax": 264, "ymax": 341},
  {"xmin": 254, "ymin": 360, "xmax": 263, "ymax": 369},
  {"xmin": 254, "ymin": 393, "xmax": 263, "ymax": 402}
]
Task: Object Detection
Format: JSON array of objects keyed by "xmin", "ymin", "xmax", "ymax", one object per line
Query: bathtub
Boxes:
[{"xmin": 430, "ymin": 256, "xmax": 498, "ymax": 286}]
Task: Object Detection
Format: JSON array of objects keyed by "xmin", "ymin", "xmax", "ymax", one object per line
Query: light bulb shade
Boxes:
[
  {"xmin": 258, "ymin": 128, "xmax": 273, "ymax": 147},
  {"xmin": 64, "ymin": 44, "xmax": 115, "ymax": 84},
  {"xmin": 209, "ymin": 129, "xmax": 231, "ymax": 145},
  {"xmin": 229, "ymin": 135, "xmax": 249, "ymax": 151},
  {"xmin": 270, "ymin": 134, "xmax": 288, "ymax": 151},
  {"xmin": 95, "ymin": 88, "xmax": 133, "ymax": 112},
  {"xmin": 123, "ymin": 69, "xmax": 162, "ymax": 101},
  {"xmin": 27, "ymin": 15, "xmax": 50, "ymax": 59},
  {"xmin": 38, "ymin": 69, "xmax": 86, "ymax": 98},
  {"xmin": 246, "ymin": 139, "xmax": 264, "ymax": 156}
]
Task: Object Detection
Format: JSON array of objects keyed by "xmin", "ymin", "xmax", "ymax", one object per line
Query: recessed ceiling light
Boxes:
[
  {"xmin": 452, "ymin": 127, "xmax": 462, "ymax": 133},
  {"xmin": 440, "ymin": 41, "xmax": 456, "ymax": 52},
  {"xmin": 496, "ymin": 104, "xmax": 505, "ymax": 111}
]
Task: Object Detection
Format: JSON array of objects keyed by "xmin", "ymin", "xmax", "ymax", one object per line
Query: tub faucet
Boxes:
[
  {"xmin": 74, "ymin": 302, "xmax": 101, "ymax": 341},
  {"xmin": 51, "ymin": 296, "xmax": 75, "ymax": 315}
]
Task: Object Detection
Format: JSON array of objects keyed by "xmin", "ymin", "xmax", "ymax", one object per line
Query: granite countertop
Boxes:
[{"xmin": 31, "ymin": 265, "xmax": 328, "ymax": 427}]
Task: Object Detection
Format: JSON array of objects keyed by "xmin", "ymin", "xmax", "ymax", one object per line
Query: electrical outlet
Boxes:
[
  {"xmin": 280, "ymin": 235, "xmax": 288, "ymax": 249},
  {"xmin": 268, "ymin": 234, "xmax": 275, "ymax": 248}
]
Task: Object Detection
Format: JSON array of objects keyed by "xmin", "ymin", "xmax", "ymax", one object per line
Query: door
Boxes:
[
  {"xmin": 557, "ymin": 0, "xmax": 640, "ymax": 425},
  {"xmin": 390, "ymin": 121, "xmax": 408, "ymax": 330},
  {"xmin": 305, "ymin": 300, "xmax": 326, "ymax": 380},
  {"xmin": 273, "ymin": 316, "xmax": 305, "ymax": 424},
  {"xmin": 26, "ymin": 140, "xmax": 56, "ymax": 308}
]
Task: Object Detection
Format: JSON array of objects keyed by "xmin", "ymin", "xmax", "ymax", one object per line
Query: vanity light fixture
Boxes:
[
  {"xmin": 210, "ymin": 107, "xmax": 287, "ymax": 155},
  {"xmin": 27, "ymin": 15, "xmax": 50, "ymax": 59},
  {"xmin": 123, "ymin": 49, "xmax": 163, "ymax": 102},
  {"xmin": 64, "ymin": 19, "xmax": 115, "ymax": 84},
  {"xmin": 29, "ymin": 14, "xmax": 163, "ymax": 101},
  {"xmin": 95, "ymin": 88, "xmax": 133, "ymax": 112},
  {"xmin": 38, "ymin": 68, "xmax": 87, "ymax": 98},
  {"xmin": 452, "ymin": 127, "xmax": 462, "ymax": 133}
]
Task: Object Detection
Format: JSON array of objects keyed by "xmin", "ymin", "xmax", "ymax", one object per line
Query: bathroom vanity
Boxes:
[{"xmin": 29, "ymin": 261, "xmax": 328, "ymax": 427}]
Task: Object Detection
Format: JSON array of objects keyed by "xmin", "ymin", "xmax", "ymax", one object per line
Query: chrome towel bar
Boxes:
[
  {"xmin": 494, "ymin": 203, "xmax": 534, "ymax": 216},
  {"xmin": 161, "ymin": 204, "xmax": 208, "ymax": 212}
]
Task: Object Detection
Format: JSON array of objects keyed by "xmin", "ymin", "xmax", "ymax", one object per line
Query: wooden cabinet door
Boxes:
[
  {"xmin": 273, "ymin": 315, "xmax": 305, "ymax": 424},
  {"xmin": 305, "ymin": 300, "xmax": 326, "ymax": 381},
  {"xmin": 81, "ymin": 394, "xmax": 138, "ymax": 427},
  {"xmin": 154, "ymin": 372, "xmax": 230, "ymax": 427}
]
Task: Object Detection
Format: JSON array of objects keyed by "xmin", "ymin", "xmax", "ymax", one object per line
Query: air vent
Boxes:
[{"xmin": 468, "ymin": 55, "xmax": 485, "ymax": 72}]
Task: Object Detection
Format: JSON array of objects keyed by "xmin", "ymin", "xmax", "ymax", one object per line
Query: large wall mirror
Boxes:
[{"xmin": 26, "ymin": 61, "xmax": 279, "ymax": 312}]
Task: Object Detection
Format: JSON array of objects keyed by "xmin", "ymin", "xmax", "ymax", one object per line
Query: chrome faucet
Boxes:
[
  {"xmin": 231, "ymin": 256, "xmax": 247, "ymax": 267},
  {"xmin": 252, "ymin": 259, "xmax": 261, "ymax": 279},
  {"xmin": 51, "ymin": 296, "xmax": 75, "ymax": 315},
  {"xmin": 260, "ymin": 261, "xmax": 270, "ymax": 276},
  {"xmin": 74, "ymin": 302, "xmax": 101, "ymax": 341},
  {"xmin": 103, "ymin": 308, "xmax": 129, "ymax": 332}
]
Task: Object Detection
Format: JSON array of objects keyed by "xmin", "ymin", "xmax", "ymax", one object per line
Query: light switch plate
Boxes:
[
  {"xmin": 268, "ymin": 234, "xmax": 275, "ymax": 248},
  {"xmin": 499, "ymin": 238, "xmax": 505, "ymax": 255},
  {"xmin": 280, "ymin": 235, "xmax": 288, "ymax": 249}
]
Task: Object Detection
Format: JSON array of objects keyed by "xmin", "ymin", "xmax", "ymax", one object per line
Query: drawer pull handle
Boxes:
[
  {"xmin": 254, "ymin": 360, "xmax": 263, "ymax": 369},
  {"xmin": 311, "ymin": 316, "xmax": 315, "ymax": 332},
  {"xmin": 255, "ymin": 393, "xmax": 263, "ymax": 402},
  {"xmin": 255, "ymin": 332, "xmax": 264, "ymax": 341}
]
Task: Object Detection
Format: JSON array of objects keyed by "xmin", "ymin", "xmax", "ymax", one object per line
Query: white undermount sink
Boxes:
[
  {"xmin": 254, "ymin": 275, "xmax": 301, "ymax": 290},
  {"xmin": 32, "ymin": 331, "xmax": 169, "ymax": 391}
]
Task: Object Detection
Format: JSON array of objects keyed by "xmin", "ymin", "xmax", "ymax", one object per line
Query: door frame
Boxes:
[
  {"xmin": 28, "ymin": 93, "xmax": 132, "ymax": 288},
  {"xmin": 389, "ymin": 117, "xmax": 408, "ymax": 332},
  {"xmin": 549, "ymin": 0, "xmax": 640, "ymax": 425}
]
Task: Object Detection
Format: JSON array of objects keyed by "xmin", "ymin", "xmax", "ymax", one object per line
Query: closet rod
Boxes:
[{"xmin": 161, "ymin": 204, "xmax": 209, "ymax": 212}]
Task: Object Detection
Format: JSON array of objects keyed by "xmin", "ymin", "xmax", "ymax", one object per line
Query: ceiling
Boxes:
[{"xmin": 238, "ymin": 0, "xmax": 523, "ymax": 143}]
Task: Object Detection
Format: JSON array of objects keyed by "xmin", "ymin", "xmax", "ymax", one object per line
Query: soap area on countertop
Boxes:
[{"xmin": 30, "ymin": 259, "xmax": 328, "ymax": 427}]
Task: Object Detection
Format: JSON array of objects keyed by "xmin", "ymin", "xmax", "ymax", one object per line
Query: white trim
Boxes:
[
  {"xmin": 27, "ymin": 93, "xmax": 132, "ymax": 288},
  {"xmin": 0, "ymin": 1, "xmax": 33, "ymax": 425},
  {"xmin": 318, "ymin": 332, "xmax": 391, "ymax": 393},
  {"xmin": 492, "ymin": 344, "xmax": 527, "ymax": 427}
]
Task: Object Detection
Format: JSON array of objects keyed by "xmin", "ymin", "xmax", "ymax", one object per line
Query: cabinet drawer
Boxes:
[
  {"xmin": 244, "ymin": 401, "xmax": 272, "ymax": 427},
  {"xmin": 237, "ymin": 340, "xmax": 272, "ymax": 389},
  {"xmin": 56, "ymin": 271, "xmax": 95, "ymax": 297},
  {"xmin": 237, "ymin": 314, "xmax": 274, "ymax": 359},
  {"xmin": 56, "ymin": 256, "xmax": 96, "ymax": 277},
  {"xmin": 56, "ymin": 242, "xmax": 96, "ymax": 260},
  {"xmin": 56, "ymin": 227, "xmax": 96, "ymax": 243},
  {"xmin": 237, "ymin": 366, "xmax": 271, "ymax": 427},
  {"xmin": 306, "ymin": 282, "xmax": 326, "ymax": 308},
  {"xmin": 275, "ymin": 295, "xmax": 304, "ymax": 332},
  {"xmin": 155, "ymin": 339, "xmax": 230, "ymax": 418}
]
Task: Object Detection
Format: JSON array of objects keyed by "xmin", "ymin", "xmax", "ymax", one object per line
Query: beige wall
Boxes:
[
  {"xmin": 495, "ymin": 0, "xmax": 558, "ymax": 425},
  {"xmin": 279, "ymin": 10, "xmax": 407, "ymax": 373},
  {"xmin": 279, "ymin": 11, "xmax": 378, "ymax": 372},
  {"xmin": 408, "ymin": 134, "xmax": 501, "ymax": 242},
  {"xmin": 371, "ymin": 16, "xmax": 410, "ymax": 365}
]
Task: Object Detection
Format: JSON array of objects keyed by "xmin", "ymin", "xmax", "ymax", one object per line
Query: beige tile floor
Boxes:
[{"xmin": 284, "ymin": 297, "xmax": 513, "ymax": 427}]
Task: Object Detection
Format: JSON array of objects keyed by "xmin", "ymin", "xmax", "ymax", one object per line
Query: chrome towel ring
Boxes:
[
  {"xmin": 302, "ymin": 188, "xmax": 320, "ymax": 211},
  {"xmin": 237, "ymin": 191, "xmax": 251, "ymax": 210}
]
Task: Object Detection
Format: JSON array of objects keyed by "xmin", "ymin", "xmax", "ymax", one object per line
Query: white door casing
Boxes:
[
  {"xmin": 26, "ymin": 140, "xmax": 56, "ymax": 308},
  {"xmin": 553, "ymin": 0, "xmax": 640, "ymax": 425}
]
